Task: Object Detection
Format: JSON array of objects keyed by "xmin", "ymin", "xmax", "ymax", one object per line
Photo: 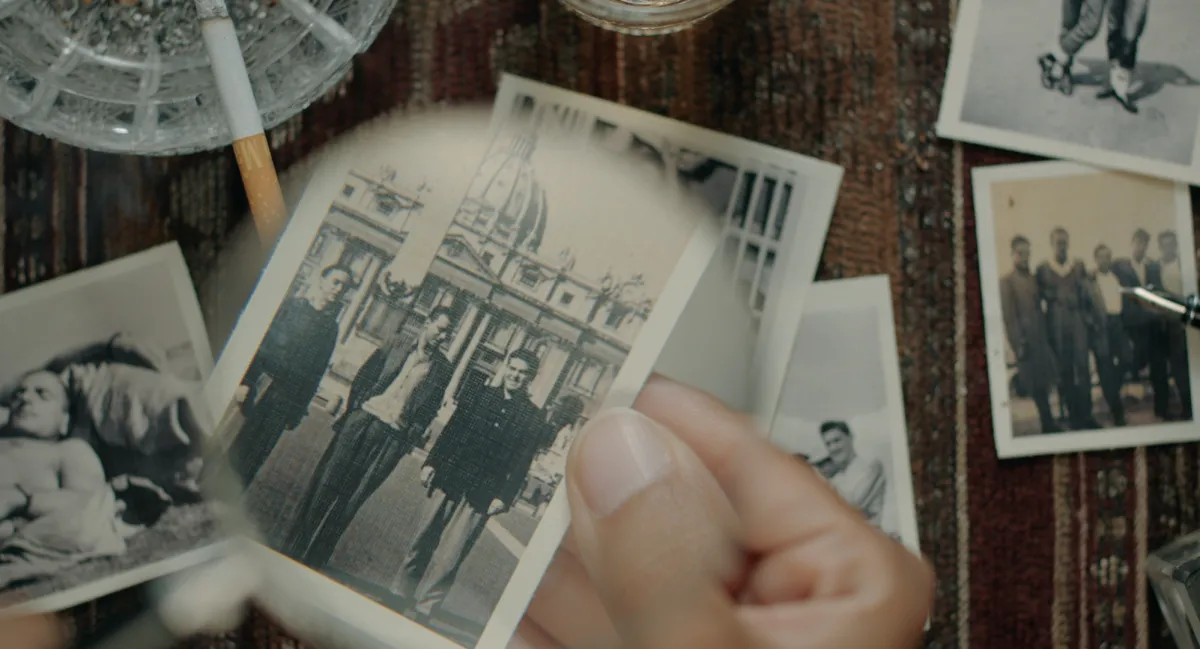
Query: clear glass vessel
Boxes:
[
  {"xmin": 558, "ymin": 0, "xmax": 735, "ymax": 35},
  {"xmin": 0, "ymin": 0, "xmax": 398, "ymax": 156},
  {"xmin": 1148, "ymin": 528, "xmax": 1200, "ymax": 649}
]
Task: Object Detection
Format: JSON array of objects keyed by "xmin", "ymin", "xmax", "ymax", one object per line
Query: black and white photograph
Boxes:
[
  {"xmin": 491, "ymin": 75, "xmax": 845, "ymax": 419},
  {"xmin": 205, "ymin": 102, "xmax": 715, "ymax": 649},
  {"xmin": 0, "ymin": 242, "xmax": 220, "ymax": 613},
  {"xmin": 937, "ymin": 0, "xmax": 1200, "ymax": 184},
  {"xmin": 767, "ymin": 276, "xmax": 921, "ymax": 553},
  {"xmin": 974, "ymin": 161, "xmax": 1200, "ymax": 458}
]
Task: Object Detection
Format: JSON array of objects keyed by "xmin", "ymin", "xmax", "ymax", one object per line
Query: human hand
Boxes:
[
  {"xmin": 420, "ymin": 466, "xmax": 435, "ymax": 487},
  {"xmin": 0, "ymin": 613, "xmax": 66, "ymax": 649},
  {"xmin": 516, "ymin": 375, "xmax": 933, "ymax": 649},
  {"xmin": 488, "ymin": 498, "xmax": 507, "ymax": 516}
]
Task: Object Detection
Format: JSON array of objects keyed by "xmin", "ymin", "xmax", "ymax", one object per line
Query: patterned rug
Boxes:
[{"xmin": 2, "ymin": 0, "xmax": 1198, "ymax": 648}]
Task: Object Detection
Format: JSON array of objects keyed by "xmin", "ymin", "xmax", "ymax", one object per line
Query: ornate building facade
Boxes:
[{"xmin": 288, "ymin": 132, "xmax": 654, "ymax": 447}]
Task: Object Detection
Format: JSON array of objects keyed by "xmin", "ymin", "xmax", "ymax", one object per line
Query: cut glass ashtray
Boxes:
[
  {"xmin": 1148, "ymin": 528, "xmax": 1200, "ymax": 649},
  {"xmin": 0, "ymin": 0, "xmax": 397, "ymax": 155}
]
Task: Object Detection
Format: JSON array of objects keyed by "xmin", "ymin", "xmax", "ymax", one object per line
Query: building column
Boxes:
[
  {"xmin": 323, "ymin": 236, "xmax": 348, "ymax": 272},
  {"xmin": 530, "ymin": 343, "xmax": 570, "ymax": 408},
  {"xmin": 445, "ymin": 310, "xmax": 491, "ymax": 407},
  {"xmin": 447, "ymin": 299, "xmax": 479, "ymax": 362},
  {"xmin": 338, "ymin": 255, "xmax": 382, "ymax": 344},
  {"xmin": 544, "ymin": 350, "xmax": 580, "ymax": 410},
  {"xmin": 508, "ymin": 326, "xmax": 529, "ymax": 355},
  {"xmin": 589, "ymin": 365, "xmax": 616, "ymax": 416}
]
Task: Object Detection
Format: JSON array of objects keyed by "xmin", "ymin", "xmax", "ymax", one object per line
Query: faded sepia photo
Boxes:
[
  {"xmin": 0, "ymin": 243, "xmax": 218, "ymax": 613},
  {"xmin": 938, "ymin": 0, "xmax": 1200, "ymax": 184},
  {"xmin": 492, "ymin": 75, "xmax": 844, "ymax": 419},
  {"xmin": 974, "ymin": 161, "xmax": 1200, "ymax": 458},
  {"xmin": 205, "ymin": 103, "xmax": 713, "ymax": 649},
  {"xmin": 769, "ymin": 276, "xmax": 920, "ymax": 554}
]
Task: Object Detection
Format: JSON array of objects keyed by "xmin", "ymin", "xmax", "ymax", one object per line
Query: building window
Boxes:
[
  {"xmin": 486, "ymin": 317, "xmax": 519, "ymax": 351},
  {"xmin": 359, "ymin": 291, "xmax": 405, "ymax": 341},
  {"xmin": 518, "ymin": 264, "xmax": 542, "ymax": 288},
  {"xmin": 572, "ymin": 360, "xmax": 604, "ymax": 395},
  {"xmin": 559, "ymin": 291, "xmax": 574, "ymax": 306},
  {"xmin": 337, "ymin": 244, "xmax": 372, "ymax": 284},
  {"xmin": 523, "ymin": 336, "xmax": 549, "ymax": 356},
  {"xmin": 604, "ymin": 305, "xmax": 627, "ymax": 329},
  {"xmin": 341, "ymin": 184, "xmax": 355, "ymax": 198},
  {"xmin": 444, "ymin": 239, "xmax": 467, "ymax": 259},
  {"xmin": 416, "ymin": 278, "xmax": 446, "ymax": 310},
  {"xmin": 308, "ymin": 232, "xmax": 328, "ymax": 258}
]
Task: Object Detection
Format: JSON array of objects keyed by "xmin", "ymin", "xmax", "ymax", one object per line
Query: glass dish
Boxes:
[
  {"xmin": 0, "ymin": 0, "xmax": 397, "ymax": 155},
  {"xmin": 557, "ymin": 0, "xmax": 735, "ymax": 35},
  {"xmin": 1147, "ymin": 528, "xmax": 1200, "ymax": 649}
]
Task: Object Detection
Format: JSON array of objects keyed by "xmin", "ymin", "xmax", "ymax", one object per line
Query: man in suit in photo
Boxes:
[
  {"xmin": 1000, "ymin": 235, "xmax": 1062, "ymax": 433},
  {"xmin": 386, "ymin": 348, "xmax": 545, "ymax": 623},
  {"xmin": 1113, "ymin": 229, "xmax": 1171, "ymax": 419},
  {"xmin": 1095, "ymin": 0, "xmax": 1149, "ymax": 113},
  {"xmin": 226, "ymin": 264, "xmax": 354, "ymax": 485},
  {"xmin": 1035, "ymin": 228, "xmax": 1099, "ymax": 430},
  {"xmin": 1088, "ymin": 244, "xmax": 1131, "ymax": 426},
  {"xmin": 280, "ymin": 306, "xmax": 456, "ymax": 568},
  {"xmin": 1157, "ymin": 230, "xmax": 1192, "ymax": 419}
]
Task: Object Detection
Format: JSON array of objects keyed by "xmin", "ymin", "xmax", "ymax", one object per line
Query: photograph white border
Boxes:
[
  {"xmin": 1, "ymin": 241, "xmax": 221, "ymax": 614},
  {"xmin": 937, "ymin": 0, "xmax": 1200, "ymax": 185},
  {"xmin": 491, "ymin": 74, "xmax": 845, "ymax": 426},
  {"xmin": 973, "ymin": 160, "xmax": 1200, "ymax": 458},
  {"xmin": 205, "ymin": 106, "xmax": 718, "ymax": 649},
  {"xmin": 768, "ymin": 275, "xmax": 922, "ymax": 556}
]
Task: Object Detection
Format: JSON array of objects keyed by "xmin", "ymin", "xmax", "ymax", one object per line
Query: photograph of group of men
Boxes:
[
  {"xmin": 1000, "ymin": 226, "xmax": 1192, "ymax": 435},
  {"xmin": 219, "ymin": 260, "xmax": 590, "ymax": 629}
]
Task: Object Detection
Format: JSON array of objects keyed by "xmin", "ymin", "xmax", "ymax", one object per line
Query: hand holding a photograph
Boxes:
[
  {"xmin": 0, "ymin": 612, "xmax": 66, "ymax": 649},
  {"xmin": 518, "ymin": 375, "xmax": 933, "ymax": 649}
]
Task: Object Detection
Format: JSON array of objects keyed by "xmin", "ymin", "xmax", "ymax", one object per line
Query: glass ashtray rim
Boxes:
[{"xmin": 557, "ymin": 0, "xmax": 735, "ymax": 30}]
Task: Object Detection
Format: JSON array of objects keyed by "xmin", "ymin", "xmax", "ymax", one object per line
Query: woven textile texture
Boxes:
[{"xmin": 2, "ymin": 0, "xmax": 1198, "ymax": 648}]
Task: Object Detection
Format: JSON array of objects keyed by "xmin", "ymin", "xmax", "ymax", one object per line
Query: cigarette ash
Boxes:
[{"xmin": 48, "ymin": 0, "xmax": 282, "ymax": 59}]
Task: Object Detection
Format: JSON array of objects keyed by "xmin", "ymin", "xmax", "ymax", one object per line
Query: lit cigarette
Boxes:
[{"xmin": 194, "ymin": 0, "xmax": 288, "ymax": 245}]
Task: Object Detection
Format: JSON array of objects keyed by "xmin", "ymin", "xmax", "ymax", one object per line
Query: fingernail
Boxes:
[{"xmin": 575, "ymin": 408, "xmax": 673, "ymax": 517}]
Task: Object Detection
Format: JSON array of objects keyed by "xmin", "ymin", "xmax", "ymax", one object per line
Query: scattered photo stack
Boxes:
[
  {"xmin": 939, "ymin": 0, "xmax": 1200, "ymax": 458},
  {"xmin": 0, "ymin": 73, "xmax": 925, "ymax": 649}
]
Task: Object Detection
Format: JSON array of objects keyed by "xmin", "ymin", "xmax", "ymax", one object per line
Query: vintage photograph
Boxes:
[
  {"xmin": 937, "ymin": 0, "xmax": 1200, "ymax": 184},
  {"xmin": 768, "ymin": 276, "xmax": 920, "ymax": 553},
  {"xmin": 974, "ymin": 161, "xmax": 1200, "ymax": 458},
  {"xmin": 205, "ymin": 103, "xmax": 713, "ymax": 649},
  {"xmin": 0, "ymin": 243, "xmax": 220, "ymax": 613},
  {"xmin": 492, "ymin": 74, "xmax": 845, "ymax": 419}
]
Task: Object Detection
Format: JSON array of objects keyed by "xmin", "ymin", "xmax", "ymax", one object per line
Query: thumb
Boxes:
[{"xmin": 565, "ymin": 408, "xmax": 753, "ymax": 649}]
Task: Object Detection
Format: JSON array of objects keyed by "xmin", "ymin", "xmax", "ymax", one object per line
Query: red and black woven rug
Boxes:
[{"xmin": 3, "ymin": 0, "xmax": 1198, "ymax": 647}]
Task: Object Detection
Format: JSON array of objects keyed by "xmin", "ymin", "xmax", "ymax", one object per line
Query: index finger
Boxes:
[{"xmin": 632, "ymin": 375, "xmax": 864, "ymax": 553}]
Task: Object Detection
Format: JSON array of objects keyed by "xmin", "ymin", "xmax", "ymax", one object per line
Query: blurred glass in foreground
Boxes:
[
  {"xmin": 1148, "ymin": 529, "xmax": 1200, "ymax": 649},
  {"xmin": 557, "ymin": 0, "xmax": 735, "ymax": 35}
]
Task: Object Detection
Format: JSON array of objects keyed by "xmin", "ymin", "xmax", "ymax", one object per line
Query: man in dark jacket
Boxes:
[
  {"xmin": 1088, "ymin": 245, "xmax": 1131, "ymax": 426},
  {"xmin": 1113, "ymin": 229, "xmax": 1170, "ymax": 419},
  {"xmin": 226, "ymin": 264, "xmax": 353, "ymax": 485},
  {"xmin": 1035, "ymin": 228, "xmax": 1100, "ymax": 431},
  {"xmin": 1000, "ymin": 235, "xmax": 1061, "ymax": 433},
  {"xmin": 387, "ymin": 347, "xmax": 545, "ymax": 621},
  {"xmin": 280, "ymin": 306, "xmax": 456, "ymax": 568}
]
